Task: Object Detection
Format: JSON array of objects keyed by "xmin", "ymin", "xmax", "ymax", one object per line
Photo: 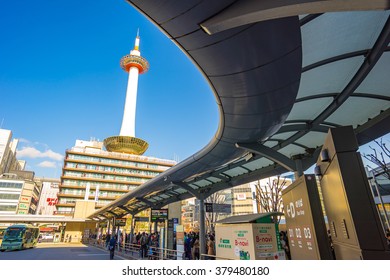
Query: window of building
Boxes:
[
  {"xmin": 0, "ymin": 193, "xmax": 20, "ymax": 200},
  {"xmin": 0, "ymin": 204, "xmax": 17, "ymax": 211}
]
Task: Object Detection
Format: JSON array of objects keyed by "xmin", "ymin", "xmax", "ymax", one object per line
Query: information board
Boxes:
[
  {"xmin": 151, "ymin": 209, "xmax": 168, "ymax": 221},
  {"xmin": 282, "ymin": 174, "xmax": 332, "ymax": 260}
]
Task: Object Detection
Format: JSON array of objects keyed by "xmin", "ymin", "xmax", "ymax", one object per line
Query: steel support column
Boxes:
[{"xmin": 198, "ymin": 195, "xmax": 206, "ymax": 260}]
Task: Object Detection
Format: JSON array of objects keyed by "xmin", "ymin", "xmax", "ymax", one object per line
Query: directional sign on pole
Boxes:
[{"xmin": 205, "ymin": 203, "xmax": 231, "ymax": 213}]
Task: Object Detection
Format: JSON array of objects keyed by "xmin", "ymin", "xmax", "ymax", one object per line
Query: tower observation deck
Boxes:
[{"xmin": 104, "ymin": 32, "xmax": 149, "ymax": 155}]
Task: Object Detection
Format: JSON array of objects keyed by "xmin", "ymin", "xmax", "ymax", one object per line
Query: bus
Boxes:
[
  {"xmin": 0, "ymin": 226, "xmax": 7, "ymax": 246},
  {"xmin": 0, "ymin": 224, "xmax": 40, "ymax": 252}
]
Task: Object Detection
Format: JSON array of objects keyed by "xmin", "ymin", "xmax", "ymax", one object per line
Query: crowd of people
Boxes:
[
  {"xmin": 183, "ymin": 232, "xmax": 216, "ymax": 260},
  {"xmin": 99, "ymin": 231, "xmax": 161, "ymax": 260},
  {"xmin": 279, "ymin": 231, "xmax": 291, "ymax": 260},
  {"xmin": 95, "ymin": 230, "xmax": 217, "ymax": 260},
  {"xmin": 92, "ymin": 226, "xmax": 390, "ymax": 261}
]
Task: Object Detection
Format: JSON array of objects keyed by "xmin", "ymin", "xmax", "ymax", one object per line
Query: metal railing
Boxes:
[{"xmin": 87, "ymin": 239, "xmax": 188, "ymax": 260}]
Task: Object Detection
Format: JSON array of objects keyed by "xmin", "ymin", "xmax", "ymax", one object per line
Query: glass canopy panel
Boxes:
[
  {"xmin": 298, "ymin": 56, "xmax": 364, "ymax": 99},
  {"xmin": 295, "ymin": 131, "xmax": 328, "ymax": 149},
  {"xmin": 153, "ymin": 196, "xmax": 163, "ymax": 201},
  {"xmin": 159, "ymin": 194, "xmax": 170, "ymax": 199},
  {"xmin": 206, "ymin": 177, "xmax": 222, "ymax": 183},
  {"xmin": 325, "ymin": 97, "xmax": 390, "ymax": 127},
  {"xmin": 194, "ymin": 180, "xmax": 212, "ymax": 187},
  {"xmin": 223, "ymin": 166, "xmax": 249, "ymax": 177},
  {"xmin": 270, "ymin": 132, "xmax": 296, "ymax": 141},
  {"xmin": 175, "ymin": 188, "xmax": 188, "ymax": 194},
  {"xmin": 278, "ymin": 144, "xmax": 307, "ymax": 158},
  {"xmin": 356, "ymin": 52, "xmax": 390, "ymax": 96},
  {"xmin": 263, "ymin": 140, "xmax": 279, "ymax": 148},
  {"xmin": 301, "ymin": 11, "xmax": 388, "ymax": 67},
  {"xmin": 241, "ymin": 158, "xmax": 274, "ymax": 171},
  {"xmin": 188, "ymin": 183, "xmax": 199, "ymax": 189},
  {"xmin": 286, "ymin": 97, "xmax": 333, "ymax": 122}
]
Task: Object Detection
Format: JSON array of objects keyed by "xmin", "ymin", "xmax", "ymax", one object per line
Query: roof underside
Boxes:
[{"xmin": 89, "ymin": 1, "xmax": 390, "ymax": 221}]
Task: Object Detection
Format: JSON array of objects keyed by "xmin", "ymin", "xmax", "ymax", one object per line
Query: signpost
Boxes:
[{"xmin": 205, "ymin": 203, "xmax": 231, "ymax": 214}]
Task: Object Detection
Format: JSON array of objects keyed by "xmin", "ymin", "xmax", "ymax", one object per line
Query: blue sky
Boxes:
[
  {"xmin": 0, "ymin": 1, "xmax": 218, "ymax": 178},
  {"xmin": 0, "ymin": 1, "xmax": 388, "ymax": 179}
]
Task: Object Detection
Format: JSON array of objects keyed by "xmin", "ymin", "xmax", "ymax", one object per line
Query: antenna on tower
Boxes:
[{"xmin": 137, "ymin": 28, "xmax": 140, "ymax": 37}]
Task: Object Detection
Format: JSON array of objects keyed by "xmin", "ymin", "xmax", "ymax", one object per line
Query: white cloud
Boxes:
[
  {"xmin": 18, "ymin": 138, "xmax": 30, "ymax": 143},
  {"xmin": 37, "ymin": 161, "xmax": 57, "ymax": 168},
  {"xmin": 17, "ymin": 147, "xmax": 63, "ymax": 161}
]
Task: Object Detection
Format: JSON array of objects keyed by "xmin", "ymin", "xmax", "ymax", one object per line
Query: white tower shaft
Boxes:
[
  {"xmin": 120, "ymin": 66, "xmax": 139, "ymax": 137},
  {"xmin": 104, "ymin": 32, "xmax": 149, "ymax": 155}
]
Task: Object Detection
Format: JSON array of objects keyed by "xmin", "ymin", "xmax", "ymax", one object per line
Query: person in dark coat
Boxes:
[{"xmin": 109, "ymin": 235, "xmax": 116, "ymax": 260}]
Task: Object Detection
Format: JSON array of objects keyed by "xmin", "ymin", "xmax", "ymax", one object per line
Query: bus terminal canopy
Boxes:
[{"xmin": 88, "ymin": 1, "xmax": 390, "ymax": 221}]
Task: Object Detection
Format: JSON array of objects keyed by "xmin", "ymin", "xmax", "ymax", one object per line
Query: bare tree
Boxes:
[
  {"xmin": 253, "ymin": 176, "xmax": 288, "ymax": 221},
  {"xmin": 204, "ymin": 190, "xmax": 227, "ymax": 234},
  {"xmin": 363, "ymin": 138, "xmax": 390, "ymax": 180}
]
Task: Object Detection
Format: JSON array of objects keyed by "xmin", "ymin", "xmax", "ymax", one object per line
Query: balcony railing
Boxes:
[{"xmin": 67, "ymin": 147, "xmax": 176, "ymax": 166}]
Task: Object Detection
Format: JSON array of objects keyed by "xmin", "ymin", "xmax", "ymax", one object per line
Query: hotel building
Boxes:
[{"xmin": 56, "ymin": 139, "xmax": 176, "ymax": 217}]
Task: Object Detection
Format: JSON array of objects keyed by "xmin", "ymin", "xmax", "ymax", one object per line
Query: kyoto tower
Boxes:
[{"xmin": 104, "ymin": 31, "xmax": 150, "ymax": 155}]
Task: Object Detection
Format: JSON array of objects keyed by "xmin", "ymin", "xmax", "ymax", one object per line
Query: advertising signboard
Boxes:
[
  {"xmin": 253, "ymin": 223, "xmax": 282, "ymax": 259},
  {"xmin": 18, "ymin": 203, "xmax": 28, "ymax": 209},
  {"xmin": 216, "ymin": 222, "xmax": 284, "ymax": 260},
  {"xmin": 232, "ymin": 225, "xmax": 252, "ymax": 260},
  {"xmin": 176, "ymin": 225, "xmax": 184, "ymax": 260},
  {"xmin": 20, "ymin": 196, "xmax": 30, "ymax": 203}
]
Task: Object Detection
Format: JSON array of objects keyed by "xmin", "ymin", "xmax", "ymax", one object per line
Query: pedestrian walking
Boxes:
[
  {"xmin": 192, "ymin": 236, "xmax": 200, "ymax": 260},
  {"xmin": 109, "ymin": 235, "xmax": 116, "ymax": 260},
  {"xmin": 207, "ymin": 235, "xmax": 216, "ymax": 260}
]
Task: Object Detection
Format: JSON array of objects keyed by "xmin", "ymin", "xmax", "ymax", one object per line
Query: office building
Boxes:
[
  {"xmin": 0, "ymin": 129, "xmax": 23, "ymax": 175},
  {"xmin": 0, "ymin": 171, "xmax": 41, "ymax": 214}
]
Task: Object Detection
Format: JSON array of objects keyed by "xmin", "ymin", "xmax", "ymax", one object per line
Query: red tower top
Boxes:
[{"xmin": 120, "ymin": 33, "xmax": 149, "ymax": 74}]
